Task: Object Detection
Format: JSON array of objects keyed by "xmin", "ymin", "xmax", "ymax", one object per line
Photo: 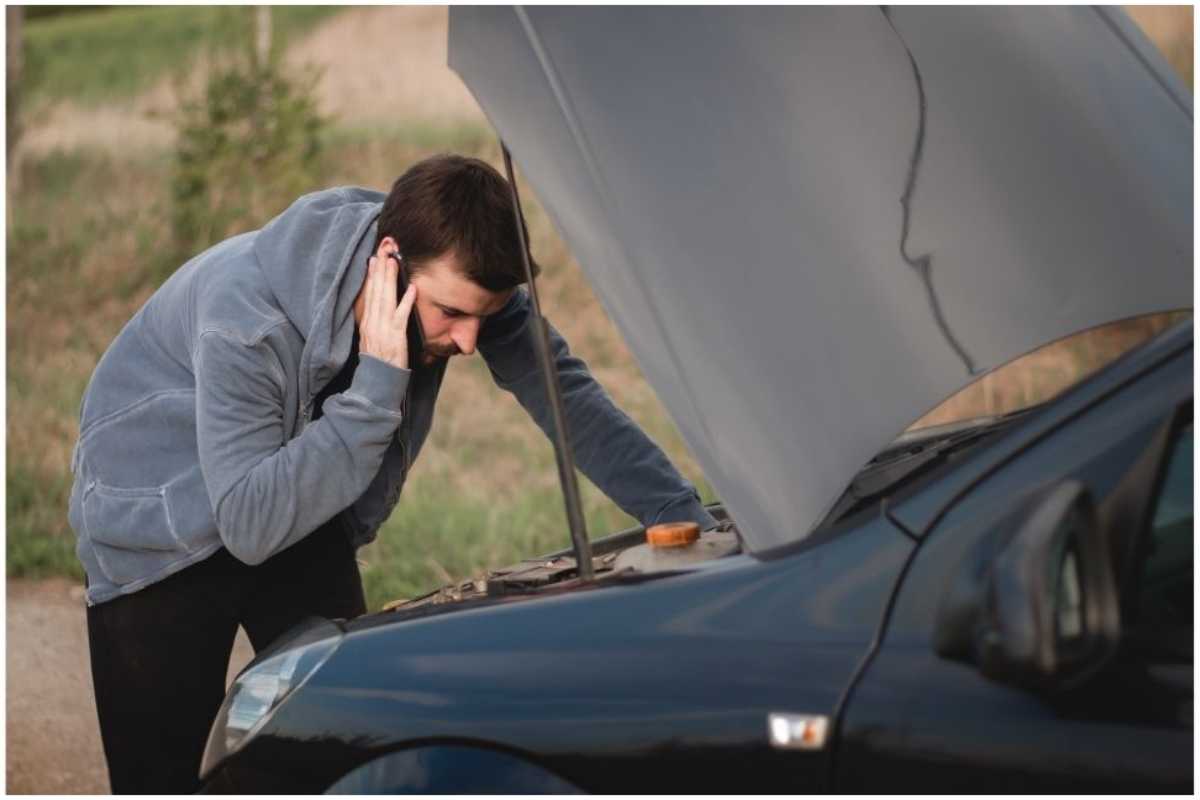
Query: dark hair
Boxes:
[{"xmin": 374, "ymin": 154, "xmax": 539, "ymax": 292}]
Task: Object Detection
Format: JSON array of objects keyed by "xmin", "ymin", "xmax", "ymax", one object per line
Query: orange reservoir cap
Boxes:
[{"xmin": 646, "ymin": 521, "xmax": 701, "ymax": 548}]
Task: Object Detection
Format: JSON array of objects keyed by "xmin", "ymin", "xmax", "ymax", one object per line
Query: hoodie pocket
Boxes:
[{"xmin": 82, "ymin": 481, "xmax": 185, "ymax": 586}]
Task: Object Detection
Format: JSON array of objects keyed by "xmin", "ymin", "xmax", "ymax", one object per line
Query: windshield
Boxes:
[
  {"xmin": 908, "ymin": 313, "xmax": 1190, "ymax": 431},
  {"xmin": 815, "ymin": 313, "xmax": 1192, "ymax": 532},
  {"xmin": 820, "ymin": 409, "xmax": 1032, "ymax": 529}
]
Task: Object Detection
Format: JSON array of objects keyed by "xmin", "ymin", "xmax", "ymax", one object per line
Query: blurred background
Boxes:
[
  {"xmin": 3, "ymin": 6, "xmax": 1193, "ymax": 791},
  {"xmin": 6, "ymin": 5, "xmax": 722, "ymax": 611}
]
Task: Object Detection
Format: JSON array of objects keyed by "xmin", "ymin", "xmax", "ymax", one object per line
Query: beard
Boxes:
[{"xmin": 422, "ymin": 342, "xmax": 461, "ymax": 362}]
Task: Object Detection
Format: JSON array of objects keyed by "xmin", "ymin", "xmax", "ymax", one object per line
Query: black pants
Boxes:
[{"xmin": 85, "ymin": 520, "xmax": 366, "ymax": 794}]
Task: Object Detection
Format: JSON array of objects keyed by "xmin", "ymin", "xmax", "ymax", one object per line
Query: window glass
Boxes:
[
  {"xmin": 908, "ymin": 312, "xmax": 1190, "ymax": 431},
  {"xmin": 1138, "ymin": 421, "xmax": 1193, "ymax": 642}
]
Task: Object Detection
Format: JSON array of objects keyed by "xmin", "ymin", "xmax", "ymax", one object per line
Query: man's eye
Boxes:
[{"xmin": 442, "ymin": 308, "xmax": 463, "ymax": 319}]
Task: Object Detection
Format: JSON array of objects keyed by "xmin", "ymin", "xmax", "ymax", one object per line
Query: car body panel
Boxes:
[
  {"xmin": 201, "ymin": 7, "xmax": 1194, "ymax": 791},
  {"xmin": 837, "ymin": 646, "xmax": 1192, "ymax": 793},
  {"xmin": 836, "ymin": 337, "xmax": 1192, "ymax": 792},
  {"xmin": 207, "ymin": 516, "xmax": 914, "ymax": 793},
  {"xmin": 448, "ymin": 6, "xmax": 1192, "ymax": 552},
  {"xmin": 202, "ymin": 325, "xmax": 1192, "ymax": 792},
  {"xmin": 325, "ymin": 745, "xmax": 583, "ymax": 794}
]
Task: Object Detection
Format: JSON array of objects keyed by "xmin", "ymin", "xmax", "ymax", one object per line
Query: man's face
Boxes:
[{"xmin": 408, "ymin": 250, "xmax": 514, "ymax": 365}]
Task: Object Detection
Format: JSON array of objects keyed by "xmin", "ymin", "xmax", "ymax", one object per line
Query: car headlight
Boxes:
[{"xmin": 200, "ymin": 619, "xmax": 342, "ymax": 778}]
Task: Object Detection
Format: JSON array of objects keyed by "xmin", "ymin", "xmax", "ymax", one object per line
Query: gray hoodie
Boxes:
[{"xmin": 68, "ymin": 187, "xmax": 714, "ymax": 606}]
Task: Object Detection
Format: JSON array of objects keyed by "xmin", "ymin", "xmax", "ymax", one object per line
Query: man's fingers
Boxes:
[
  {"xmin": 396, "ymin": 282, "xmax": 417, "ymax": 325},
  {"xmin": 359, "ymin": 252, "xmax": 414, "ymax": 371},
  {"xmin": 381, "ymin": 252, "xmax": 398, "ymax": 311},
  {"xmin": 371, "ymin": 255, "xmax": 389, "ymax": 328},
  {"xmin": 364, "ymin": 256, "xmax": 379, "ymax": 326}
]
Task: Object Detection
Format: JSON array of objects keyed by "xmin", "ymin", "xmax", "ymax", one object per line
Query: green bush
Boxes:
[{"xmin": 169, "ymin": 39, "xmax": 327, "ymax": 263}]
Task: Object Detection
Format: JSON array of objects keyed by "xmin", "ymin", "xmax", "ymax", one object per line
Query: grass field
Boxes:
[
  {"xmin": 5, "ymin": 125, "xmax": 718, "ymax": 609},
  {"xmin": 21, "ymin": 6, "xmax": 340, "ymax": 109},
  {"xmin": 6, "ymin": 6, "xmax": 1191, "ymax": 611},
  {"xmin": 7, "ymin": 6, "xmax": 716, "ymax": 608}
]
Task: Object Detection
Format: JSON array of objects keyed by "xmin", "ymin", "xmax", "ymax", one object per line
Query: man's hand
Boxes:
[{"xmin": 359, "ymin": 247, "xmax": 418, "ymax": 370}]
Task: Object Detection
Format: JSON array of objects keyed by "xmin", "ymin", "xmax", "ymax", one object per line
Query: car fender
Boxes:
[{"xmin": 324, "ymin": 743, "xmax": 582, "ymax": 794}]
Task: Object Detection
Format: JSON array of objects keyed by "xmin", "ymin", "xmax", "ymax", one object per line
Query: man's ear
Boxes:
[{"xmin": 377, "ymin": 236, "xmax": 398, "ymax": 257}]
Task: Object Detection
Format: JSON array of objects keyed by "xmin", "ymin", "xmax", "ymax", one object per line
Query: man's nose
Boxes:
[{"xmin": 451, "ymin": 318, "xmax": 481, "ymax": 356}]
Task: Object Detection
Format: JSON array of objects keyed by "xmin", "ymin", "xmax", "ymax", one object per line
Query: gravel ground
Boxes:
[{"xmin": 5, "ymin": 578, "xmax": 253, "ymax": 794}]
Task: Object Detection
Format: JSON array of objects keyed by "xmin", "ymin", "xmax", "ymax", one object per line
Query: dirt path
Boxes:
[{"xmin": 6, "ymin": 578, "xmax": 254, "ymax": 794}]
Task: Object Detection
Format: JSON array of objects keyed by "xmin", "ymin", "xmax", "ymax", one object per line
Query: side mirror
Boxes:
[{"xmin": 935, "ymin": 480, "xmax": 1120, "ymax": 691}]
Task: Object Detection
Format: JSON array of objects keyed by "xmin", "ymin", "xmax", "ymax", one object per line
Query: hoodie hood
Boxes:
[
  {"xmin": 254, "ymin": 187, "xmax": 385, "ymax": 395},
  {"xmin": 449, "ymin": 6, "xmax": 1192, "ymax": 552}
]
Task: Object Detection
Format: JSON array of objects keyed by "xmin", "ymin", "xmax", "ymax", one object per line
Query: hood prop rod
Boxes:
[{"xmin": 501, "ymin": 142, "xmax": 595, "ymax": 581}]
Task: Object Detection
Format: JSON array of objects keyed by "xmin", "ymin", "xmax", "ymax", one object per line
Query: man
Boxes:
[{"xmin": 68, "ymin": 154, "xmax": 715, "ymax": 792}]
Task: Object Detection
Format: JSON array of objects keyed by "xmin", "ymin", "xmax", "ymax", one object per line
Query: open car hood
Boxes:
[{"xmin": 449, "ymin": 7, "xmax": 1192, "ymax": 552}]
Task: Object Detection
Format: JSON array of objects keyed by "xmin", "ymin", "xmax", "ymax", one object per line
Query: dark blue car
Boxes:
[{"xmin": 199, "ymin": 7, "xmax": 1192, "ymax": 793}]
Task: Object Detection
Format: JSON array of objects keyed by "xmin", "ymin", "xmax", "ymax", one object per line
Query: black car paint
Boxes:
[
  {"xmin": 204, "ymin": 512, "xmax": 915, "ymax": 793},
  {"xmin": 837, "ymin": 328, "xmax": 1193, "ymax": 792},
  {"xmin": 202, "ymin": 323, "xmax": 1192, "ymax": 793},
  {"xmin": 325, "ymin": 745, "xmax": 584, "ymax": 793}
]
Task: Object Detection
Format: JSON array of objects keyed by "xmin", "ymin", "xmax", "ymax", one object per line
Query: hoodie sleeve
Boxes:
[
  {"xmin": 193, "ymin": 329, "xmax": 410, "ymax": 565},
  {"xmin": 479, "ymin": 289, "xmax": 717, "ymax": 530}
]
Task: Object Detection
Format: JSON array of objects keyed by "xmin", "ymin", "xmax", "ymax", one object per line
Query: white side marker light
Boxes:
[{"xmin": 767, "ymin": 713, "xmax": 829, "ymax": 750}]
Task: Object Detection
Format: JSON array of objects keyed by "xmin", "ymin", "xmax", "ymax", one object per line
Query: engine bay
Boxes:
[{"xmin": 383, "ymin": 507, "xmax": 739, "ymax": 613}]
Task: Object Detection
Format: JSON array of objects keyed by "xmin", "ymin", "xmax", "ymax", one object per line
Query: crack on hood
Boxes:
[{"xmin": 883, "ymin": 6, "xmax": 980, "ymax": 377}]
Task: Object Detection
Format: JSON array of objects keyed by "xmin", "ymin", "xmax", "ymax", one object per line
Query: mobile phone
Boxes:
[{"xmin": 388, "ymin": 251, "xmax": 426, "ymax": 362}]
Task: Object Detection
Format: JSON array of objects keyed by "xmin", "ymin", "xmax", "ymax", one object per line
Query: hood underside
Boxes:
[{"xmin": 449, "ymin": 7, "xmax": 1192, "ymax": 552}]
